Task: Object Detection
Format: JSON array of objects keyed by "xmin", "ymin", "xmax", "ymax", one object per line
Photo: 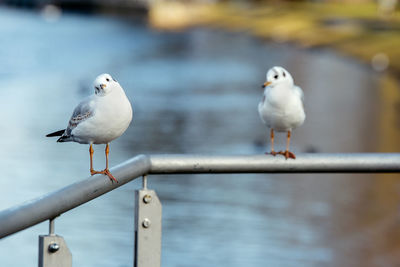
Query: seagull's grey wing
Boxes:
[{"xmin": 64, "ymin": 96, "xmax": 95, "ymax": 136}]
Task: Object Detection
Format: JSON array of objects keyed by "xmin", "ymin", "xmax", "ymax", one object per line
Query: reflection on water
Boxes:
[{"xmin": 0, "ymin": 6, "xmax": 400, "ymax": 267}]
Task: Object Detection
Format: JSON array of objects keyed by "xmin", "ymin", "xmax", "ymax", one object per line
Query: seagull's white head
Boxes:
[
  {"xmin": 263, "ymin": 66, "xmax": 294, "ymax": 88},
  {"xmin": 93, "ymin": 73, "xmax": 119, "ymax": 95}
]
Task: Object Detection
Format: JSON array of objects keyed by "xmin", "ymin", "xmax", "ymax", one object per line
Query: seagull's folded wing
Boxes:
[{"xmin": 65, "ymin": 96, "xmax": 96, "ymax": 135}]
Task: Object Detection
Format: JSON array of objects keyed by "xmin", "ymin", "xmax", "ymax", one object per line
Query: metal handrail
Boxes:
[
  {"xmin": 0, "ymin": 155, "xmax": 150, "ymax": 239},
  {"xmin": 1, "ymin": 153, "xmax": 400, "ymax": 238},
  {"xmin": 149, "ymin": 153, "xmax": 400, "ymax": 173}
]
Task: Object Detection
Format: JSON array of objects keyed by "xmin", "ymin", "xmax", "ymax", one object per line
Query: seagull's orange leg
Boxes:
[
  {"xmin": 279, "ymin": 130, "xmax": 296, "ymax": 159},
  {"xmin": 103, "ymin": 143, "xmax": 118, "ymax": 183},
  {"xmin": 89, "ymin": 144, "xmax": 96, "ymax": 175},
  {"xmin": 90, "ymin": 143, "xmax": 118, "ymax": 183},
  {"xmin": 269, "ymin": 128, "xmax": 278, "ymax": 156},
  {"xmin": 105, "ymin": 143, "xmax": 110, "ymax": 170}
]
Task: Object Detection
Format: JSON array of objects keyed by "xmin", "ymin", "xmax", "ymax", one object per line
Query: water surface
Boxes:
[{"xmin": 0, "ymin": 6, "xmax": 399, "ymax": 267}]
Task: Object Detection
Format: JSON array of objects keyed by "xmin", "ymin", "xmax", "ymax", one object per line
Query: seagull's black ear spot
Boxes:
[
  {"xmin": 283, "ymin": 72, "xmax": 286, "ymax": 77},
  {"xmin": 113, "ymin": 78, "xmax": 117, "ymax": 82}
]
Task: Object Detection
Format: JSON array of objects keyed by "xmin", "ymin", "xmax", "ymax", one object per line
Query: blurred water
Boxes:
[{"xmin": 1, "ymin": 6, "xmax": 400, "ymax": 267}]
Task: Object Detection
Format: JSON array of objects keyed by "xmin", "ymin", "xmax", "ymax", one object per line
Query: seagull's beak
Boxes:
[
  {"xmin": 262, "ymin": 81, "xmax": 271, "ymax": 88},
  {"xmin": 100, "ymin": 84, "xmax": 106, "ymax": 89}
]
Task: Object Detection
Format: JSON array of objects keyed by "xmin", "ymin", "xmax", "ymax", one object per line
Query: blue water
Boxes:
[{"xmin": 1, "ymin": 6, "xmax": 399, "ymax": 267}]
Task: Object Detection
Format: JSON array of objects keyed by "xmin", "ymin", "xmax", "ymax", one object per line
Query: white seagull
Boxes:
[
  {"xmin": 47, "ymin": 73, "xmax": 133, "ymax": 182},
  {"xmin": 258, "ymin": 66, "xmax": 305, "ymax": 159}
]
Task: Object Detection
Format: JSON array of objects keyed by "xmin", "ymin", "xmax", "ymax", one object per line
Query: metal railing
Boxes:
[{"xmin": 0, "ymin": 153, "xmax": 400, "ymax": 266}]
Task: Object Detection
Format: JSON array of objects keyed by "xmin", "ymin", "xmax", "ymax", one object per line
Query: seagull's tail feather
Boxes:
[
  {"xmin": 47, "ymin": 129, "xmax": 72, "ymax": 142},
  {"xmin": 46, "ymin": 129, "xmax": 65, "ymax": 137}
]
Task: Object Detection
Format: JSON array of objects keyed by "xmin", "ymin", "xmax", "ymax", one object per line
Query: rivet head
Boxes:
[
  {"xmin": 142, "ymin": 218, "xmax": 151, "ymax": 228},
  {"xmin": 48, "ymin": 243, "xmax": 60, "ymax": 253},
  {"xmin": 143, "ymin": 194, "xmax": 152, "ymax": 204}
]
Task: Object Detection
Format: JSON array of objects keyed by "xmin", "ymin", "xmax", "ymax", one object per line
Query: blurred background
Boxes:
[{"xmin": 0, "ymin": 0, "xmax": 400, "ymax": 266}]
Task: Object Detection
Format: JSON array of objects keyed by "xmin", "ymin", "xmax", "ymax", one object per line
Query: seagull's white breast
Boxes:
[
  {"xmin": 258, "ymin": 84, "xmax": 305, "ymax": 132},
  {"xmin": 72, "ymin": 86, "xmax": 133, "ymax": 144}
]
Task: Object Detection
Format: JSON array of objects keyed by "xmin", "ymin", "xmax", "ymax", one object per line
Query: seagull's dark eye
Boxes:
[
  {"xmin": 106, "ymin": 78, "xmax": 110, "ymax": 82},
  {"xmin": 274, "ymin": 75, "xmax": 278, "ymax": 79},
  {"xmin": 282, "ymin": 72, "xmax": 286, "ymax": 77}
]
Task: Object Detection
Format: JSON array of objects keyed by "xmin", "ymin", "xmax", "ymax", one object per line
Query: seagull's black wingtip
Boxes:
[{"xmin": 46, "ymin": 129, "xmax": 65, "ymax": 138}]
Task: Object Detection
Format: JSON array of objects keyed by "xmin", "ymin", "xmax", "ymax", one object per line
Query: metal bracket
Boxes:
[
  {"xmin": 38, "ymin": 218, "xmax": 72, "ymax": 267},
  {"xmin": 134, "ymin": 175, "xmax": 162, "ymax": 267}
]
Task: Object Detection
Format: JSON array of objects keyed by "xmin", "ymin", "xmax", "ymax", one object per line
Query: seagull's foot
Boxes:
[
  {"xmin": 265, "ymin": 150, "xmax": 278, "ymax": 156},
  {"xmin": 103, "ymin": 169, "xmax": 119, "ymax": 183},
  {"xmin": 91, "ymin": 169, "xmax": 119, "ymax": 183},
  {"xmin": 278, "ymin": 150, "xmax": 296, "ymax": 160}
]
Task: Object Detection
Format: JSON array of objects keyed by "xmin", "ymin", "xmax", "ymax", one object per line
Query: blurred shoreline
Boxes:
[{"xmin": 147, "ymin": 1, "xmax": 400, "ymax": 75}]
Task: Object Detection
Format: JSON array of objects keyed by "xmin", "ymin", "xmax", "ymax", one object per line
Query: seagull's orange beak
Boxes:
[
  {"xmin": 262, "ymin": 81, "xmax": 271, "ymax": 88},
  {"xmin": 100, "ymin": 84, "xmax": 106, "ymax": 89}
]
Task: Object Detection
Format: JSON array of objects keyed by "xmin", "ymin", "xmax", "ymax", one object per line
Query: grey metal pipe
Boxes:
[
  {"xmin": 0, "ymin": 155, "xmax": 150, "ymax": 239},
  {"xmin": 1, "ymin": 153, "xmax": 400, "ymax": 239},
  {"xmin": 149, "ymin": 153, "xmax": 400, "ymax": 173}
]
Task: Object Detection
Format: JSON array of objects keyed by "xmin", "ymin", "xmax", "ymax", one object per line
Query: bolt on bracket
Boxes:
[{"xmin": 38, "ymin": 235, "xmax": 72, "ymax": 267}]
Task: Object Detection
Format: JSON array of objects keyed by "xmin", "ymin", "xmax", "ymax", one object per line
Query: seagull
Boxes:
[
  {"xmin": 47, "ymin": 73, "xmax": 133, "ymax": 183},
  {"xmin": 258, "ymin": 66, "xmax": 305, "ymax": 159}
]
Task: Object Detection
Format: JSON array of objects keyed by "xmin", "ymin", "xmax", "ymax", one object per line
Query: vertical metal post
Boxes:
[
  {"xmin": 38, "ymin": 218, "xmax": 72, "ymax": 267},
  {"xmin": 134, "ymin": 175, "xmax": 162, "ymax": 267},
  {"xmin": 49, "ymin": 218, "xmax": 55, "ymax": 236}
]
